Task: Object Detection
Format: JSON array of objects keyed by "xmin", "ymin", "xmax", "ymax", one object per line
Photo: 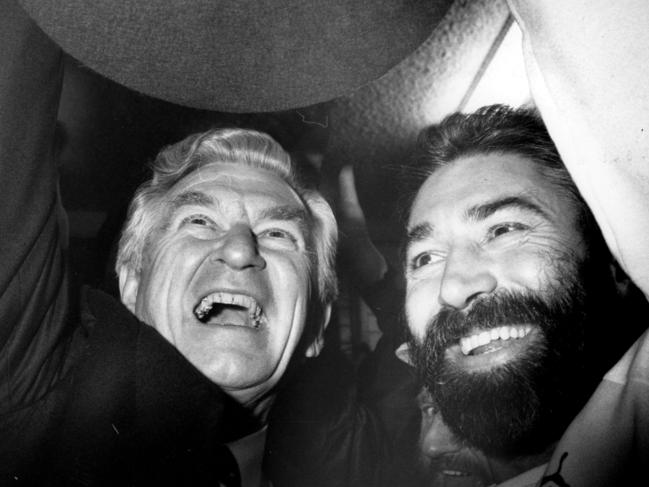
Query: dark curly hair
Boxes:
[{"xmin": 400, "ymin": 104, "xmax": 596, "ymax": 237}]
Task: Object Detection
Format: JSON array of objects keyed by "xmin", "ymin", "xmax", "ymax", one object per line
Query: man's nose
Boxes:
[
  {"xmin": 420, "ymin": 410, "xmax": 463, "ymax": 458},
  {"xmin": 439, "ymin": 245, "xmax": 496, "ymax": 310},
  {"xmin": 211, "ymin": 224, "xmax": 266, "ymax": 270}
]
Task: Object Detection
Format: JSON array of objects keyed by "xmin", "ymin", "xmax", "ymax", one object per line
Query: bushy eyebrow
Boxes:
[
  {"xmin": 406, "ymin": 222, "xmax": 434, "ymax": 250},
  {"xmin": 170, "ymin": 190, "xmax": 216, "ymax": 210},
  {"xmin": 465, "ymin": 196, "xmax": 550, "ymax": 222}
]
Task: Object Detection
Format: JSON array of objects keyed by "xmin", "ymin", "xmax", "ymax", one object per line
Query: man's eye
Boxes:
[
  {"xmin": 262, "ymin": 229, "xmax": 292, "ymax": 239},
  {"xmin": 421, "ymin": 405, "xmax": 437, "ymax": 417},
  {"xmin": 258, "ymin": 228, "xmax": 298, "ymax": 244},
  {"xmin": 411, "ymin": 252, "xmax": 441, "ymax": 270},
  {"xmin": 488, "ymin": 222, "xmax": 528, "ymax": 240},
  {"xmin": 181, "ymin": 214, "xmax": 213, "ymax": 227}
]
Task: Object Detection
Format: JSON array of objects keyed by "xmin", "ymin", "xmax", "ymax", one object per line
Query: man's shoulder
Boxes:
[
  {"xmin": 604, "ymin": 328, "xmax": 649, "ymax": 386},
  {"xmin": 77, "ymin": 286, "xmax": 183, "ymax": 370}
]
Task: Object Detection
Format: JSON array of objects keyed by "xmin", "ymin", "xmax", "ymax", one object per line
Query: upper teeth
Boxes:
[
  {"xmin": 194, "ymin": 292, "xmax": 263, "ymax": 326},
  {"xmin": 442, "ymin": 470, "xmax": 468, "ymax": 477},
  {"xmin": 460, "ymin": 325, "xmax": 533, "ymax": 356}
]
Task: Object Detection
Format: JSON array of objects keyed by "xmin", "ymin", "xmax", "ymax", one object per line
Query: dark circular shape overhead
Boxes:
[{"xmin": 20, "ymin": 0, "xmax": 454, "ymax": 112}]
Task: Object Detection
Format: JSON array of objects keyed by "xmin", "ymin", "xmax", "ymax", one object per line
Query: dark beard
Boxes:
[{"xmin": 408, "ymin": 264, "xmax": 595, "ymax": 458}]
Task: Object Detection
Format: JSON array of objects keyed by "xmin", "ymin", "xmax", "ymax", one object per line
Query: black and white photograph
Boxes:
[{"xmin": 2, "ymin": 1, "xmax": 647, "ymax": 485}]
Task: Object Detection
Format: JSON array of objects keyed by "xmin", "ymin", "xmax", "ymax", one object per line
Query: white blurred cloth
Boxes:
[
  {"xmin": 501, "ymin": 2, "xmax": 649, "ymax": 485},
  {"xmin": 507, "ymin": 0, "xmax": 649, "ymax": 297}
]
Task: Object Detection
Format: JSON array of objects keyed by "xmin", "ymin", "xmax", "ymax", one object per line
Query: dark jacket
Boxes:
[{"xmin": 4, "ymin": 287, "xmax": 256, "ymax": 486}]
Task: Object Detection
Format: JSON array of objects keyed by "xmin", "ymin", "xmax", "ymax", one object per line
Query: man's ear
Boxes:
[
  {"xmin": 395, "ymin": 342, "xmax": 414, "ymax": 366},
  {"xmin": 305, "ymin": 303, "xmax": 332, "ymax": 358},
  {"xmin": 118, "ymin": 265, "xmax": 140, "ymax": 314}
]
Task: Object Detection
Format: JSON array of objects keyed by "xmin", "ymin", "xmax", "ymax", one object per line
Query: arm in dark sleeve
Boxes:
[
  {"xmin": 0, "ymin": 0, "xmax": 68, "ymax": 413},
  {"xmin": 357, "ymin": 264, "xmax": 404, "ymax": 335}
]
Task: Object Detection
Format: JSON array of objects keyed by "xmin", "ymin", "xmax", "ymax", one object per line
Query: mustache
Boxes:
[{"xmin": 410, "ymin": 287, "xmax": 580, "ymax": 371}]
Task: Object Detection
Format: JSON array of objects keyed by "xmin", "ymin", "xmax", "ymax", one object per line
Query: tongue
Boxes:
[{"xmin": 206, "ymin": 307, "xmax": 250, "ymax": 327}]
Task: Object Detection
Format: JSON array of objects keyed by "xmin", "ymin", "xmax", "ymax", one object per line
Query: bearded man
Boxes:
[{"xmin": 400, "ymin": 104, "xmax": 644, "ymax": 486}]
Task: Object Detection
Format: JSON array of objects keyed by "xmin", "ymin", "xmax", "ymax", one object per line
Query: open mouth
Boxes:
[
  {"xmin": 460, "ymin": 325, "xmax": 533, "ymax": 356},
  {"xmin": 441, "ymin": 469, "xmax": 472, "ymax": 478},
  {"xmin": 193, "ymin": 292, "xmax": 264, "ymax": 329},
  {"xmin": 427, "ymin": 457, "xmax": 484, "ymax": 483}
]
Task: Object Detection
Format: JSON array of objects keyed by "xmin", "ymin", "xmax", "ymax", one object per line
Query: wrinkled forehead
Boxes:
[
  {"xmin": 170, "ymin": 162, "xmax": 305, "ymax": 209},
  {"xmin": 408, "ymin": 153, "xmax": 573, "ymax": 228}
]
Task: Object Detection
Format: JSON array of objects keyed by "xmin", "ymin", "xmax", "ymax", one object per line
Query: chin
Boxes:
[{"xmin": 194, "ymin": 354, "xmax": 263, "ymax": 385}]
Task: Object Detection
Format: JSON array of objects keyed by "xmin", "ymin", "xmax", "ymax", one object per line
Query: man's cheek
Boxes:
[
  {"xmin": 500, "ymin": 255, "xmax": 551, "ymax": 291},
  {"xmin": 407, "ymin": 292, "xmax": 433, "ymax": 339}
]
